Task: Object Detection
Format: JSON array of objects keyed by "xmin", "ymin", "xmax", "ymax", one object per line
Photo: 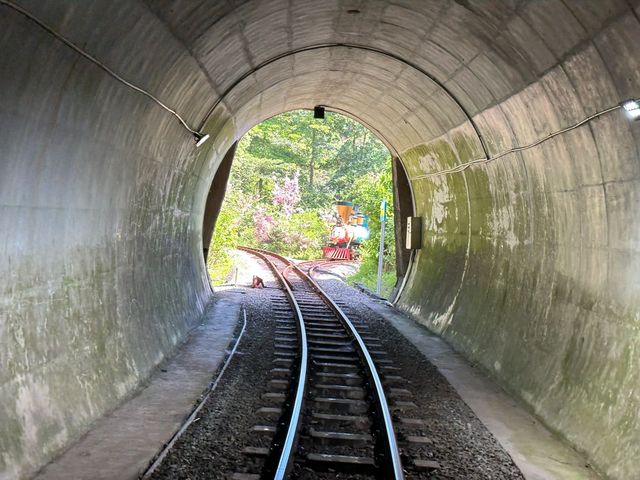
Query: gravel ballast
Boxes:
[
  {"xmin": 317, "ymin": 276, "xmax": 524, "ymax": 480},
  {"xmin": 147, "ymin": 284, "xmax": 281, "ymax": 479}
]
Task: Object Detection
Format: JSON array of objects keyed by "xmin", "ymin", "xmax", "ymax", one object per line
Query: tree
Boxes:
[{"xmin": 206, "ymin": 109, "xmax": 395, "ymax": 292}]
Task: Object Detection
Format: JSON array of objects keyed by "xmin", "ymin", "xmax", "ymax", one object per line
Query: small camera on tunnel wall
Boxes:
[{"xmin": 406, "ymin": 217, "xmax": 422, "ymax": 250}]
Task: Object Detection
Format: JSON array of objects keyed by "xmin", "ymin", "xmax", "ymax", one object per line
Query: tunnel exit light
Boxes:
[{"xmin": 622, "ymin": 99, "xmax": 640, "ymax": 120}]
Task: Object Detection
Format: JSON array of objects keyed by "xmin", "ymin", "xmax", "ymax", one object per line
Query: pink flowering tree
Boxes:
[
  {"xmin": 272, "ymin": 172, "xmax": 301, "ymax": 217},
  {"xmin": 250, "ymin": 171, "xmax": 325, "ymax": 256},
  {"xmin": 253, "ymin": 206, "xmax": 275, "ymax": 242}
]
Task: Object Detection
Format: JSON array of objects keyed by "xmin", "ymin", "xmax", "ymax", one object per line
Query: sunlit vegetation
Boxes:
[{"xmin": 207, "ymin": 110, "xmax": 396, "ymax": 295}]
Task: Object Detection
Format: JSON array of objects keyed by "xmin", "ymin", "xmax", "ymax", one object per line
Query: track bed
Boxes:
[{"xmin": 145, "ymin": 251, "xmax": 524, "ymax": 480}]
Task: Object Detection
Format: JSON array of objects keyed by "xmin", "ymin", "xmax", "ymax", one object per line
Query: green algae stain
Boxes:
[
  {"xmin": 451, "ymin": 130, "xmax": 482, "ymax": 163},
  {"xmin": 398, "ymin": 133, "xmax": 485, "ymax": 330},
  {"xmin": 401, "ymin": 138, "xmax": 461, "ymax": 177}
]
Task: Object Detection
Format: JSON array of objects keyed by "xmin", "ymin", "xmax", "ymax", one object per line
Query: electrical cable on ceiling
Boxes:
[
  {"xmin": 0, "ymin": 0, "xmax": 209, "ymax": 145},
  {"xmin": 411, "ymin": 103, "xmax": 624, "ymax": 180}
]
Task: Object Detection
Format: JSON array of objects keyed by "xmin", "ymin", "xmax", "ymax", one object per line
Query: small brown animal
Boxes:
[{"xmin": 252, "ymin": 275, "xmax": 266, "ymax": 288}]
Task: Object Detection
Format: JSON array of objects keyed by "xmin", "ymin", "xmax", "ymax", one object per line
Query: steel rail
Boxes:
[
  {"xmin": 242, "ymin": 247, "xmax": 405, "ymax": 480},
  {"xmin": 306, "ymin": 259, "xmax": 356, "ymax": 279},
  {"xmin": 283, "ymin": 258, "xmax": 354, "ymax": 280},
  {"xmin": 237, "ymin": 247, "xmax": 308, "ymax": 480}
]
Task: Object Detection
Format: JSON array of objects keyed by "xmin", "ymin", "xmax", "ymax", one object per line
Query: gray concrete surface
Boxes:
[
  {"xmin": 1, "ymin": 1, "xmax": 640, "ymax": 479},
  {"xmin": 33, "ymin": 295, "xmax": 240, "ymax": 480},
  {"xmin": 367, "ymin": 299, "xmax": 599, "ymax": 480}
]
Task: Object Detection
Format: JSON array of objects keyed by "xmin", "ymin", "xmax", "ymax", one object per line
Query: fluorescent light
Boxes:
[
  {"xmin": 621, "ymin": 99, "xmax": 640, "ymax": 120},
  {"xmin": 629, "ymin": 109, "xmax": 640, "ymax": 120},
  {"xmin": 195, "ymin": 133, "xmax": 210, "ymax": 147}
]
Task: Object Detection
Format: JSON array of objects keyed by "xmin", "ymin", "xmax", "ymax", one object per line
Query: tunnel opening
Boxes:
[{"xmin": 201, "ymin": 109, "xmax": 413, "ymax": 299}]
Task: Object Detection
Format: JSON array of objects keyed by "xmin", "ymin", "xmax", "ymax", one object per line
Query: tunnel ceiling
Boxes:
[
  {"xmin": 142, "ymin": 0, "xmax": 627, "ymax": 152},
  {"xmin": 12, "ymin": 0, "xmax": 630, "ymax": 159},
  {"xmin": 2, "ymin": 1, "xmax": 640, "ymax": 480}
]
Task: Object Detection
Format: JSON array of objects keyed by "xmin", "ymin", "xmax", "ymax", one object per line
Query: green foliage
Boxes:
[
  {"xmin": 240, "ymin": 110, "xmax": 390, "ymax": 207},
  {"xmin": 350, "ymin": 166, "xmax": 395, "ymax": 268},
  {"xmin": 347, "ymin": 255, "xmax": 397, "ymax": 298},
  {"xmin": 345, "ymin": 165, "xmax": 397, "ymax": 298},
  {"xmin": 260, "ymin": 210, "xmax": 328, "ymax": 259},
  {"xmin": 206, "ymin": 191, "xmax": 239, "ymax": 284},
  {"xmin": 206, "ymin": 109, "xmax": 396, "ymax": 288}
]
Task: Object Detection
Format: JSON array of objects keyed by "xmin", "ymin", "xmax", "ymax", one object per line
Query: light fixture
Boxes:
[
  {"xmin": 314, "ymin": 106, "xmax": 325, "ymax": 119},
  {"xmin": 194, "ymin": 132, "xmax": 210, "ymax": 147},
  {"xmin": 621, "ymin": 99, "xmax": 640, "ymax": 120}
]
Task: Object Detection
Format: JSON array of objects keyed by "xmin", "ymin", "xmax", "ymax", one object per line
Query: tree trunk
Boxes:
[
  {"xmin": 358, "ymin": 131, "xmax": 368, "ymax": 163},
  {"xmin": 310, "ymin": 128, "xmax": 316, "ymax": 187}
]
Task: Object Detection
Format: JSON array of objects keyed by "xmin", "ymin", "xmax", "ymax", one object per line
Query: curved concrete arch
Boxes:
[
  {"xmin": 196, "ymin": 42, "xmax": 489, "ymax": 156},
  {"xmin": 2, "ymin": 2, "xmax": 640, "ymax": 479},
  {"xmin": 226, "ymin": 68, "xmax": 446, "ymax": 151}
]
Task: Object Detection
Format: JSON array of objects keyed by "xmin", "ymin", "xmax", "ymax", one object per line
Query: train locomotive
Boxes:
[{"xmin": 322, "ymin": 201, "xmax": 370, "ymax": 260}]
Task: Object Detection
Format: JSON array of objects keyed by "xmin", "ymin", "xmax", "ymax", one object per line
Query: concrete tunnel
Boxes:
[{"xmin": 1, "ymin": 1, "xmax": 639, "ymax": 479}]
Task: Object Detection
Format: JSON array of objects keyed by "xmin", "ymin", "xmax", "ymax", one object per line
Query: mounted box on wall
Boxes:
[{"xmin": 406, "ymin": 216, "xmax": 422, "ymax": 249}]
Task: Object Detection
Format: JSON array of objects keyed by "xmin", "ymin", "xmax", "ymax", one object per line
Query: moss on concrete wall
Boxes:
[{"xmin": 397, "ymin": 38, "xmax": 640, "ymax": 477}]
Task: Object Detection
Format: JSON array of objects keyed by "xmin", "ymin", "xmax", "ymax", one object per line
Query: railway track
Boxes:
[
  {"xmin": 233, "ymin": 247, "xmax": 436, "ymax": 480},
  {"xmin": 139, "ymin": 247, "xmax": 520, "ymax": 479}
]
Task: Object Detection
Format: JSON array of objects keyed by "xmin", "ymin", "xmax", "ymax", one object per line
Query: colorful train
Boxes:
[{"xmin": 322, "ymin": 201, "xmax": 370, "ymax": 260}]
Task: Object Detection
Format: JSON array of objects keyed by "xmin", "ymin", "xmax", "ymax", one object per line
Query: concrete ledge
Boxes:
[
  {"xmin": 367, "ymin": 300, "xmax": 601, "ymax": 480},
  {"xmin": 33, "ymin": 294, "xmax": 242, "ymax": 480}
]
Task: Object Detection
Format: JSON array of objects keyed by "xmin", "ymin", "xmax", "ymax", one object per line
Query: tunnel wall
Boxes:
[
  {"xmin": 397, "ymin": 11, "xmax": 640, "ymax": 480},
  {"xmin": 0, "ymin": 4, "xmax": 230, "ymax": 478}
]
